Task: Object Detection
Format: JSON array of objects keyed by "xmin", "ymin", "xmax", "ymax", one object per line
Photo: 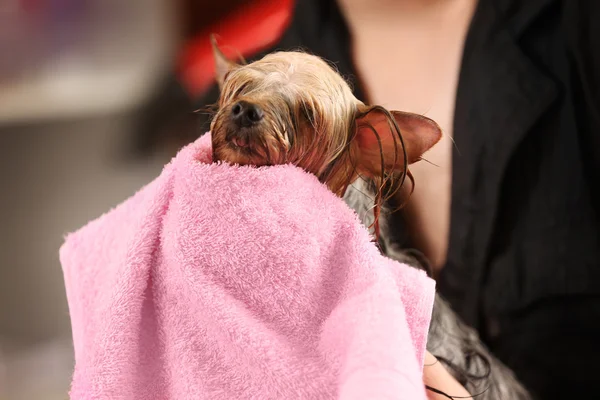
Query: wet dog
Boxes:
[{"xmin": 210, "ymin": 37, "xmax": 531, "ymax": 399}]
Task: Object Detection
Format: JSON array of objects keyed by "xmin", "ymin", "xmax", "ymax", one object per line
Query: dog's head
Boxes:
[{"xmin": 210, "ymin": 37, "xmax": 442, "ymax": 201}]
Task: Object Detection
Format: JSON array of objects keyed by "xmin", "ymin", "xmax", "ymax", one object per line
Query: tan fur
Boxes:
[{"xmin": 210, "ymin": 36, "xmax": 442, "ymax": 210}]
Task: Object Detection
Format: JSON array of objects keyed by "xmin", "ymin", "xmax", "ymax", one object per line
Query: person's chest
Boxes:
[{"xmin": 342, "ymin": 0, "xmax": 477, "ymax": 269}]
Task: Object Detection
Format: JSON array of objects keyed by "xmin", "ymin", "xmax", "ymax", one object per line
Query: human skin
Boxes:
[{"xmin": 424, "ymin": 351, "xmax": 473, "ymax": 400}]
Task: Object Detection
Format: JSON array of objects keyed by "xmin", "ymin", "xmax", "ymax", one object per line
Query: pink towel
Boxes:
[{"xmin": 60, "ymin": 133, "xmax": 435, "ymax": 400}]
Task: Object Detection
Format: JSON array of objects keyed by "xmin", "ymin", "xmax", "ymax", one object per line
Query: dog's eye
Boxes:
[
  {"xmin": 301, "ymin": 106, "xmax": 315, "ymax": 124},
  {"xmin": 234, "ymin": 82, "xmax": 249, "ymax": 96}
]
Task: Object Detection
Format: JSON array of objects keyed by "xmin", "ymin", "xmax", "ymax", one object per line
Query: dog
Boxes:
[
  {"xmin": 209, "ymin": 37, "xmax": 531, "ymax": 400},
  {"xmin": 209, "ymin": 38, "xmax": 439, "ymax": 221}
]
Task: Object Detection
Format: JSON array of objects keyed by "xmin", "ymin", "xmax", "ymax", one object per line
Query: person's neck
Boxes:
[
  {"xmin": 337, "ymin": 0, "xmax": 478, "ymax": 33},
  {"xmin": 337, "ymin": 0, "xmax": 448, "ymax": 19}
]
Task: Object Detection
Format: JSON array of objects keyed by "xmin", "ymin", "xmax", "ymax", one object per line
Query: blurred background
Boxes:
[{"xmin": 0, "ymin": 0, "xmax": 266, "ymax": 398}]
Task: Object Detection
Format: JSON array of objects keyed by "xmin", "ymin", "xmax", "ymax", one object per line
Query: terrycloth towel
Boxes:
[{"xmin": 60, "ymin": 133, "xmax": 436, "ymax": 400}]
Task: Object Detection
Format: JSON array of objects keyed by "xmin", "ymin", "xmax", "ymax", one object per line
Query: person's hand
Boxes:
[{"xmin": 423, "ymin": 351, "xmax": 473, "ymax": 400}]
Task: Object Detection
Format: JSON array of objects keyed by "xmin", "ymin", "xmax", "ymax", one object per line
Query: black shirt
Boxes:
[{"xmin": 198, "ymin": 0, "xmax": 600, "ymax": 334}]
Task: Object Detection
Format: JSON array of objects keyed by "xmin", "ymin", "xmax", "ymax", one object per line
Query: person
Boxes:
[{"xmin": 187, "ymin": 0, "xmax": 599, "ymax": 398}]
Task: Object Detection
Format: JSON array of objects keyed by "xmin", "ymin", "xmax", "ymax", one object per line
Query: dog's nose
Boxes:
[{"xmin": 231, "ymin": 101, "xmax": 263, "ymax": 127}]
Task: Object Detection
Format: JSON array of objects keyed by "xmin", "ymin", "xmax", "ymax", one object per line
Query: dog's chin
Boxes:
[
  {"xmin": 211, "ymin": 126, "xmax": 289, "ymax": 166},
  {"xmin": 212, "ymin": 139, "xmax": 267, "ymax": 166}
]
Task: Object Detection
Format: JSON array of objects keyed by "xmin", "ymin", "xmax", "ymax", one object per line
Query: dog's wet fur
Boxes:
[{"xmin": 210, "ymin": 36, "xmax": 531, "ymax": 399}]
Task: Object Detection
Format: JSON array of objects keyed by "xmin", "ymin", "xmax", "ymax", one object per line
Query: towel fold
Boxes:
[{"xmin": 60, "ymin": 133, "xmax": 435, "ymax": 400}]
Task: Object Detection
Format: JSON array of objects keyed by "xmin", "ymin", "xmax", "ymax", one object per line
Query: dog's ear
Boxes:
[
  {"xmin": 353, "ymin": 107, "xmax": 442, "ymax": 177},
  {"xmin": 211, "ymin": 35, "xmax": 239, "ymax": 88}
]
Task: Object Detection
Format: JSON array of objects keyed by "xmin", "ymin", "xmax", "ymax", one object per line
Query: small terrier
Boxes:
[
  {"xmin": 209, "ymin": 38, "xmax": 531, "ymax": 400},
  {"xmin": 209, "ymin": 37, "xmax": 441, "ymax": 235}
]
